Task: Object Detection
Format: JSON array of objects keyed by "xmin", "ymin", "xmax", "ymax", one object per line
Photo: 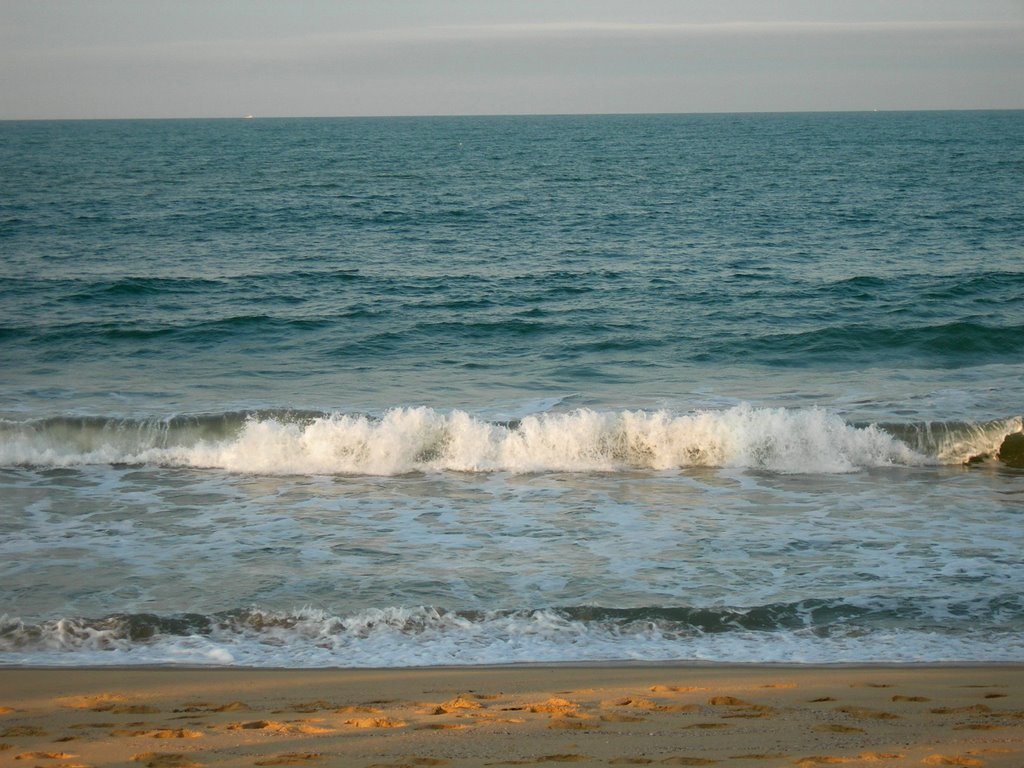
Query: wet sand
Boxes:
[{"xmin": 1, "ymin": 665, "xmax": 1022, "ymax": 767}]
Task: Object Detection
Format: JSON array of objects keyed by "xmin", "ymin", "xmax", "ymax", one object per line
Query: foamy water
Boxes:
[
  {"xmin": 1, "ymin": 405, "xmax": 956, "ymax": 474},
  {"xmin": 2, "ymin": 415, "xmax": 1021, "ymax": 666}
]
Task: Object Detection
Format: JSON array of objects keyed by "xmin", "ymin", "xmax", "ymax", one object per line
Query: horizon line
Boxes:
[{"xmin": 3, "ymin": 106, "xmax": 1023, "ymax": 123}]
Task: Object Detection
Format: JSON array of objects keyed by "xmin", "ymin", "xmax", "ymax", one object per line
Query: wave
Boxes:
[
  {"xmin": 2, "ymin": 405, "xmax": 1020, "ymax": 475},
  {"xmin": 718, "ymin": 321, "xmax": 1024, "ymax": 367},
  {"xmin": 873, "ymin": 418, "xmax": 1023, "ymax": 464},
  {"xmin": 2, "ymin": 599, "xmax": 1020, "ymax": 667}
]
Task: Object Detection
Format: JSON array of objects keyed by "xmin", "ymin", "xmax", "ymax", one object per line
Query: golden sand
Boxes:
[{"xmin": 0, "ymin": 666, "xmax": 1022, "ymax": 767}]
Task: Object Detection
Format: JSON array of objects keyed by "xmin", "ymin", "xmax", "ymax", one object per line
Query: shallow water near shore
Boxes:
[{"xmin": 1, "ymin": 111, "xmax": 1023, "ymax": 666}]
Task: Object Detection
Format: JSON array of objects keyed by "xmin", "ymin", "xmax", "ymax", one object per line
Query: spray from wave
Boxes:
[{"xmin": 1, "ymin": 405, "xmax": 1019, "ymax": 475}]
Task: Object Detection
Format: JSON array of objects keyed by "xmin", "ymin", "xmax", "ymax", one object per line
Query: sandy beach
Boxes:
[{"xmin": 0, "ymin": 665, "xmax": 1021, "ymax": 768}]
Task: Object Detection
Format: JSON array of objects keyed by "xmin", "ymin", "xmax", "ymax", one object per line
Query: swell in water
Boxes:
[{"xmin": 2, "ymin": 405, "xmax": 1019, "ymax": 475}]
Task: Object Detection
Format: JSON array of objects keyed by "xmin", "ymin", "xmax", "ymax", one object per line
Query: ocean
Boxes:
[{"xmin": 1, "ymin": 111, "xmax": 1022, "ymax": 667}]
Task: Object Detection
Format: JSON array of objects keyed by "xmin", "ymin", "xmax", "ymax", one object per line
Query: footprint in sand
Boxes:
[
  {"xmin": 287, "ymin": 701, "xmax": 335, "ymax": 713},
  {"xmin": 229, "ymin": 720, "xmax": 335, "ymax": 734},
  {"xmin": 834, "ymin": 706, "xmax": 900, "ymax": 720},
  {"xmin": 149, "ymin": 729, "xmax": 203, "ymax": 739},
  {"xmin": 721, "ymin": 708, "xmax": 774, "ymax": 719},
  {"xmin": 608, "ymin": 760, "xmax": 714, "ymax": 767},
  {"xmin": 342, "ymin": 717, "xmax": 406, "ymax": 729},
  {"xmin": 707, "ymin": 696, "xmax": 749, "ymax": 706},
  {"xmin": 131, "ymin": 753, "xmax": 202, "ymax": 768},
  {"xmin": 546, "ymin": 719, "xmax": 592, "ymax": 731},
  {"xmin": 814, "ymin": 724, "xmax": 865, "ymax": 734},
  {"xmin": 111, "ymin": 733, "xmax": 192, "ymax": 741},
  {"xmin": 112, "ymin": 729, "xmax": 203, "ymax": 738},
  {"xmin": 728, "ymin": 754, "xmax": 789, "ymax": 761},
  {"xmin": 929, "ymin": 705, "xmax": 991, "ymax": 715},
  {"xmin": 481, "ymin": 757, "xmax": 548, "ymax": 765},
  {"xmin": 706, "ymin": 697, "xmax": 775, "ymax": 718},
  {"xmin": 336, "ymin": 705, "xmax": 384, "ymax": 715},
  {"xmin": 891, "ymin": 695, "xmax": 930, "ymax": 702},
  {"xmin": 109, "ymin": 705, "xmax": 161, "ymax": 714},
  {"xmin": 176, "ymin": 701, "xmax": 252, "ymax": 713},
  {"xmin": 514, "ymin": 698, "xmax": 592, "ymax": 730},
  {"xmin": 59, "ymin": 694, "xmax": 129, "ymax": 710},
  {"xmin": 253, "ymin": 753, "xmax": 323, "ymax": 766},
  {"xmin": 13, "ymin": 751, "xmax": 77, "ymax": 760},
  {"xmin": 213, "ymin": 701, "xmax": 251, "ymax": 712},
  {"xmin": 1, "ymin": 726, "xmax": 48, "ymax": 737},
  {"xmin": 526, "ymin": 698, "xmax": 580, "ymax": 716},
  {"xmin": 428, "ymin": 695, "xmax": 483, "ymax": 715},
  {"xmin": 921, "ymin": 756, "xmax": 984, "ymax": 767},
  {"xmin": 607, "ymin": 697, "xmax": 696, "ymax": 713},
  {"xmin": 600, "ymin": 713, "xmax": 646, "ymax": 723},
  {"xmin": 483, "ymin": 757, "xmax": 587, "ymax": 765},
  {"xmin": 536, "ymin": 755, "xmax": 587, "ymax": 763},
  {"xmin": 450, "ymin": 708, "xmax": 518, "ymax": 723}
]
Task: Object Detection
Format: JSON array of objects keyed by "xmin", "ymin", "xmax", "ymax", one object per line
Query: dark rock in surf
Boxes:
[{"xmin": 998, "ymin": 432, "xmax": 1024, "ymax": 467}]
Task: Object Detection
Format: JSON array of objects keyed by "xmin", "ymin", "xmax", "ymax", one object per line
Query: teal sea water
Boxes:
[{"xmin": 1, "ymin": 111, "xmax": 1022, "ymax": 666}]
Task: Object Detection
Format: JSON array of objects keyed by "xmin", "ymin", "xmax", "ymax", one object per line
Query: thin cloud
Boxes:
[
  {"xmin": 2, "ymin": 8, "xmax": 1022, "ymax": 118},
  {"xmin": 408, "ymin": 19, "xmax": 1024, "ymax": 41},
  {"xmin": 21, "ymin": 18, "xmax": 1023, "ymax": 61}
]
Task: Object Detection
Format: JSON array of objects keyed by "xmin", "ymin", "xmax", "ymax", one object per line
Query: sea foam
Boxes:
[
  {"xmin": 3, "ymin": 602, "xmax": 1022, "ymax": 668},
  {"xmin": 1, "ymin": 405, "xmax": 939, "ymax": 474}
]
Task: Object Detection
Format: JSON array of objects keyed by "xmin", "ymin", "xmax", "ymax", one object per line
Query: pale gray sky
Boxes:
[{"xmin": 2, "ymin": 0, "xmax": 1023, "ymax": 119}]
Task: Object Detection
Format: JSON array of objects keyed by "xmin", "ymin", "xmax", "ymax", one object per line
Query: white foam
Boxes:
[
  {"xmin": 0, "ymin": 405, "xmax": 930, "ymax": 475},
  {"xmin": 2, "ymin": 606, "xmax": 1020, "ymax": 668}
]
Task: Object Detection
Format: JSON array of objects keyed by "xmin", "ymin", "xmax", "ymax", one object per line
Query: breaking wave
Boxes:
[
  {"xmin": 1, "ymin": 405, "xmax": 1020, "ymax": 475},
  {"xmin": 2, "ymin": 599, "xmax": 1021, "ymax": 667}
]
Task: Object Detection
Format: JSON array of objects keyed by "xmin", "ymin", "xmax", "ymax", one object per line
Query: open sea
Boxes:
[{"xmin": 1, "ymin": 111, "xmax": 1022, "ymax": 667}]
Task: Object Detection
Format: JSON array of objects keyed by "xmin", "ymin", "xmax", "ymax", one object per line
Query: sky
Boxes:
[{"xmin": 1, "ymin": 0, "xmax": 1023, "ymax": 119}]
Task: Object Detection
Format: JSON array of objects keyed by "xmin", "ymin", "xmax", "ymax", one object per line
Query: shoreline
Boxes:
[
  {"xmin": 5, "ymin": 659, "xmax": 1024, "ymax": 671},
  {"xmin": 2, "ymin": 664, "xmax": 1022, "ymax": 767}
]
